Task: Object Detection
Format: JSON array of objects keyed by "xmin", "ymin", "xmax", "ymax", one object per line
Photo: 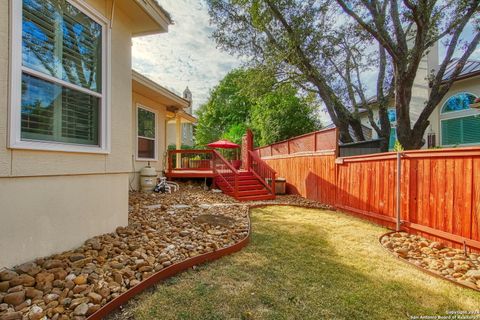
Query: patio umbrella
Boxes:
[
  {"xmin": 207, "ymin": 139, "xmax": 240, "ymax": 149},
  {"xmin": 208, "ymin": 139, "xmax": 241, "ymax": 160}
]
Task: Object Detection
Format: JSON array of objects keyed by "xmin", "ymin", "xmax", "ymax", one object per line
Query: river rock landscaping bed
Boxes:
[
  {"xmin": 0, "ymin": 185, "xmax": 250, "ymax": 320},
  {"xmin": 381, "ymin": 232, "xmax": 480, "ymax": 291},
  {"xmin": 0, "ymin": 182, "xmax": 327, "ymax": 320}
]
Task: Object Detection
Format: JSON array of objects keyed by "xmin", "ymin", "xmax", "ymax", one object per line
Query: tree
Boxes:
[
  {"xmin": 195, "ymin": 67, "xmax": 320, "ymax": 146},
  {"xmin": 195, "ymin": 69, "xmax": 252, "ymax": 146},
  {"xmin": 206, "ymin": 0, "xmax": 393, "ymax": 149},
  {"xmin": 336, "ymin": 0, "xmax": 480, "ymax": 149},
  {"xmin": 251, "ymin": 85, "xmax": 319, "ymax": 146}
]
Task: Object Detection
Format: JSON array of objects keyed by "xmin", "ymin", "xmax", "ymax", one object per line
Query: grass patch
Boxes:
[{"xmin": 131, "ymin": 206, "xmax": 480, "ymax": 320}]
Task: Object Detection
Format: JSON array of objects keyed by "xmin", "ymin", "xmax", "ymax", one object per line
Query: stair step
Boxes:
[
  {"xmin": 237, "ymin": 194, "xmax": 276, "ymax": 201},
  {"xmin": 238, "ymin": 184, "xmax": 265, "ymax": 191},
  {"xmin": 237, "ymin": 189, "xmax": 269, "ymax": 197}
]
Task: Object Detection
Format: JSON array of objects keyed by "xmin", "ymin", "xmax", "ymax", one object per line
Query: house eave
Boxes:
[{"xmin": 132, "ymin": 70, "xmax": 190, "ymax": 109}]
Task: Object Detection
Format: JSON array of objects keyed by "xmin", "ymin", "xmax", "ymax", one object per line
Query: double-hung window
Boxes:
[
  {"xmin": 137, "ymin": 106, "xmax": 157, "ymax": 160},
  {"xmin": 9, "ymin": 0, "xmax": 109, "ymax": 153}
]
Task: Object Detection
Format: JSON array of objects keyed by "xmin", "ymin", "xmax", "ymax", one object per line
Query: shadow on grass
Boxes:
[{"xmin": 130, "ymin": 206, "xmax": 480, "ymax": 320}]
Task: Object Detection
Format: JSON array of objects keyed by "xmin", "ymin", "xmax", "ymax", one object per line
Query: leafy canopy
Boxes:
[{"xmin": 195, "ymin": 67, "xmax": 320, "ymax": 146}]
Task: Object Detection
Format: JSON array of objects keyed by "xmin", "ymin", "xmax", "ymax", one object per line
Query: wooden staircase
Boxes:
[
  {"xmin": 216, "ymin": 171, "xmax": 275, "ymax": 201},
  {"xmin": 212, "ymin": 150, "xmax": 276, "ymax": 202}
]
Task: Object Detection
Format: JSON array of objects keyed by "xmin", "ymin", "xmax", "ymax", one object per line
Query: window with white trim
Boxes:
[
  {"xmin": 440, "ymin": 92, "xmax": 480, "ymax": 146},
  {"xmin": 137, "ymin": 106, "xmax": 157, "ymax": 160},
  {"xmin": 9, "ymin": 0, "xmax": 109, "ymax": 152}
]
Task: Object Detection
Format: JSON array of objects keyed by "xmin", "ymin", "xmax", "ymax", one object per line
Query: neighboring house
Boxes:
[
  {"xmin": 131, "ymin": 71, "xmax": 195, "ymax": 189},
  {"xmin": 0, "ymin": 0, "xmax": 172, "ymax": 268},
  {"xmin": 167, "ymin": 87, "xmax": 196, "ymax": 147},
  {"xmin": 357, "ymin": 43, "xmax": 480, "ymax": 149}
]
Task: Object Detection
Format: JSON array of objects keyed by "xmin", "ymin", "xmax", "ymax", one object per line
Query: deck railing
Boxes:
[
  {"xmin": 212, "ymin": 150, "xmax": 238, "ymax": 197},
  {"xmin": 167, "ymin": 150, "xmax": 214, "ymax": 171},
  {"xmin": 248, "ymin": 150, "xmax": 276, "ymax": 194}
]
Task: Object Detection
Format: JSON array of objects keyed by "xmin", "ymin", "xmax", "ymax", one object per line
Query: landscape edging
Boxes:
[
  {"xmin": 87, "ymin": 206, "xmax": 252, "ymax": 320},
  {"xmin": 378, "ymin": 232, "xmax": 480, "ymax": 293}
]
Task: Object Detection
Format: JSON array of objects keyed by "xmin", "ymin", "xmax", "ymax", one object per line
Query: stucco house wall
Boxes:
[
  {"xmin": 130, "ymin": 91, "xmax": 169, "ymax": 190},
  {"xmin": 0, "ymin": 0, "xmax": 167, "ymax": 268}
]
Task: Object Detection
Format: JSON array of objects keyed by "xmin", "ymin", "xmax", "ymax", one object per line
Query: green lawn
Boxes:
[{"xmin": 130, "ymin": 206, "xmax": 480, "ymax": 320}]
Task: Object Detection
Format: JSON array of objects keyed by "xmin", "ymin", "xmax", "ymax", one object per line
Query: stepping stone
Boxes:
[
  {"xmin": 144, "ymin": 204, "xmax": 164, "ymax": 210},
  {"xmin": 172, "ymin": 204, "xmax": 191, "ymax": 209}
]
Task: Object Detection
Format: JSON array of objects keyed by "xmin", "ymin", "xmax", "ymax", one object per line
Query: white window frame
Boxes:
[
  {"xmin": 8, "ymin": 0, "xmax": 111, "ymax": 154},
  {"xmin": 439, "ymin": 92, "xmax": 480, "ymax": 147},
  {"xmin": 136, "ymin": 104, "xmax": 158, "ymax": 162}
]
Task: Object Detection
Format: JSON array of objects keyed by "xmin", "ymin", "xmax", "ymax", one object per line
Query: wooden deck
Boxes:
[{"xmin": 165, "ymin": 169, "xmax": 217, "ymax": 178}]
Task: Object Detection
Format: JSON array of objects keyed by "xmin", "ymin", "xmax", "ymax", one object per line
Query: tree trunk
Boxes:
[{"xmin": 349, "ymin": 117, "xmax": 365, "ymax": 141}]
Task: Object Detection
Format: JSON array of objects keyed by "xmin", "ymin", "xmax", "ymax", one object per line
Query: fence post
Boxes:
[{"xmin": 396, "ymin": 152, "xmax": 402, "ymax": 232}]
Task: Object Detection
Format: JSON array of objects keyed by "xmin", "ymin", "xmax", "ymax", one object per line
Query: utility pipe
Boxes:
[{"xmin": 395, "ymin": 152, "xmax": 402, "ymax": 232}]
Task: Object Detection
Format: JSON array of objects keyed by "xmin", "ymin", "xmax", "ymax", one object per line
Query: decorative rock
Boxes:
[
  {"xmin": 15, "ymin": 263, "xmax": 41, "ymax": 277},
  {"xmin": 179, "ymin": 230, "xmax": 190, "ymax": 237},
  {"xmin": 87, "ymin": 292, "xmax": 102, "ymax": 304},
  {"xmin": 0, "ymin": 311, "xmax": 22, "ymax": 320},
  {"xmin": 0, "ymin": 282, "xmax": 9, "ymax": 292},
  {"xmin": 43, "ymin": 260, "xmax": 63, "ymax": 270},
  {"xmin": 10, "ymin": 274, "xmax": 35, "ymax": 287},
  {"xmin": 73, "ymin": 303, "xmax": 89, "ymax": 316},
  {"xmin": 0, "ymin": 185, "xmax": 254, "ymax": 319},
  {"xmin": 69, "ymin": 253, "xmax": 86, "ymax": 262},
  {"xmin": 43, "ymin": 293, "xmax": 59, "ymax": 304},
  {"xmin": 87, "ymin": 304, "xmax": 101, "ymax": 316},
  {"xmin": 466, "ymin": 270, "xmax": 480, "ymax": 280},
  {"xmin": 429, "ymin": 242, "xmax": 444, "ymax": 250},
  {"xmin": 25, "ymin": 288, "xmax": 42, "ymax": 300},
  {"xmin": 382, "ymin": 232, "xmax": 480, "ymax": 292},
  {"xmin": 73, "ymin": 275, "xmax": 87, "ymax": 286},
  {"xmin": 0, "ymin": 271, "xmax": 18, "ymax": 282},
  {"xmin": 3, "ymin": 291, "xmax": 25, "ymax": 306}
]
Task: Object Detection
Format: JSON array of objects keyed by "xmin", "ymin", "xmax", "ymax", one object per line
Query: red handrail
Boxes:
[
  {"xmin": 248, "ymin": 150, "xmax": 276, "ymax": 194},
  {"xmin": 167, "ymin": 150, "xmax": 214, "ymax": 172},
  {"xmin": 212, "ymin": 150, "xmax": 239, "ymax": 198}
]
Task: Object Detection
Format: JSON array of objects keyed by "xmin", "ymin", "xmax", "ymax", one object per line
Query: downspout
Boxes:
[{"xmin": 396, "ymin": 151, "xmax": 403, "ymax": 232}]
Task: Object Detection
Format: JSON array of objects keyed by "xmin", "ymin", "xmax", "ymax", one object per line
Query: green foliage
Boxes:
[
  {"xmin": 392, "ymin": 140, "xmax": 404, "ymax": 152},
  {"xmin": 167, "ymin": 144, "xmax": 201, "ymax": 151},
  {"xmin": 195, "ymin": 69, "xmax": 252, "ymax": 146},
  {"xmin": 195, "ymin": 67, "xmax": 321, "ymax": 147},
  {"xmin": 251, "ymin": 85, "xmax": 318, "ymax": 146},
  {"xmin": 222, "ymin": 123, "xmax": 247, "ymax": 145}
]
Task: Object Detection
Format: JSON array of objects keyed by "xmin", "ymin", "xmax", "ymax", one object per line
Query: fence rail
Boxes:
[
  {"xmin": 255, "ymin": 128, "xmax": 337, "ymax": 158},
  {"xmin": 258, "ymin": 129, "xmax": 480, "ymax": 251}
]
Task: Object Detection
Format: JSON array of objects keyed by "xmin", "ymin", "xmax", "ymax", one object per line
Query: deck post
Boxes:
[{"xmin": 176, "ymin": 115, "xmax": 182, "ymax": 168}]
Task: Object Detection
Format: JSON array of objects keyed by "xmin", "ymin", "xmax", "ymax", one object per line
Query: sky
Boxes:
[{"xmin": 132, "ymin": 0, "xmax": 241, "ymax": 112}]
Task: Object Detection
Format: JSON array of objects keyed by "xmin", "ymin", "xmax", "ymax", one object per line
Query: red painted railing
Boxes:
[
  {"xmin": 212, "ymin": 150, "xmax": 239, "ymax": 198},
  {"xmin": 167, "ymin": 150, "xmax": 213, "ymax": 172},
  {"xmin": 248, "ymin": 150, "xmax": 276, "ymax": 195}
]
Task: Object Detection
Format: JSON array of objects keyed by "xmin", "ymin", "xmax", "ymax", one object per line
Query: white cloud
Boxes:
[{"xmin": 132, "ymin": 0, "xmax": 241, "ymax": 112}]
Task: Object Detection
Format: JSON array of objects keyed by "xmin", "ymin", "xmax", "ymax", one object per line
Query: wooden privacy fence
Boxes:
[
  {"xmin": 257, "ymin": 130, "xmax": 480, "ymax": 251},
  {"xmin": 255, "ymin": 128, "xmax": 338, "ymax": 158}
]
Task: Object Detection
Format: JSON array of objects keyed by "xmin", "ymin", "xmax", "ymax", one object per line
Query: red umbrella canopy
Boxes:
[{"xmin": 207, "ymin": 139, "xmax": 240, "ymax": 149}]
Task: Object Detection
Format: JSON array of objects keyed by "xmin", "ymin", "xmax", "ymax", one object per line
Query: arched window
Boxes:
[{"xmin": 440, "ymin": 92, "xmax": 480, "ymax": 146}]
